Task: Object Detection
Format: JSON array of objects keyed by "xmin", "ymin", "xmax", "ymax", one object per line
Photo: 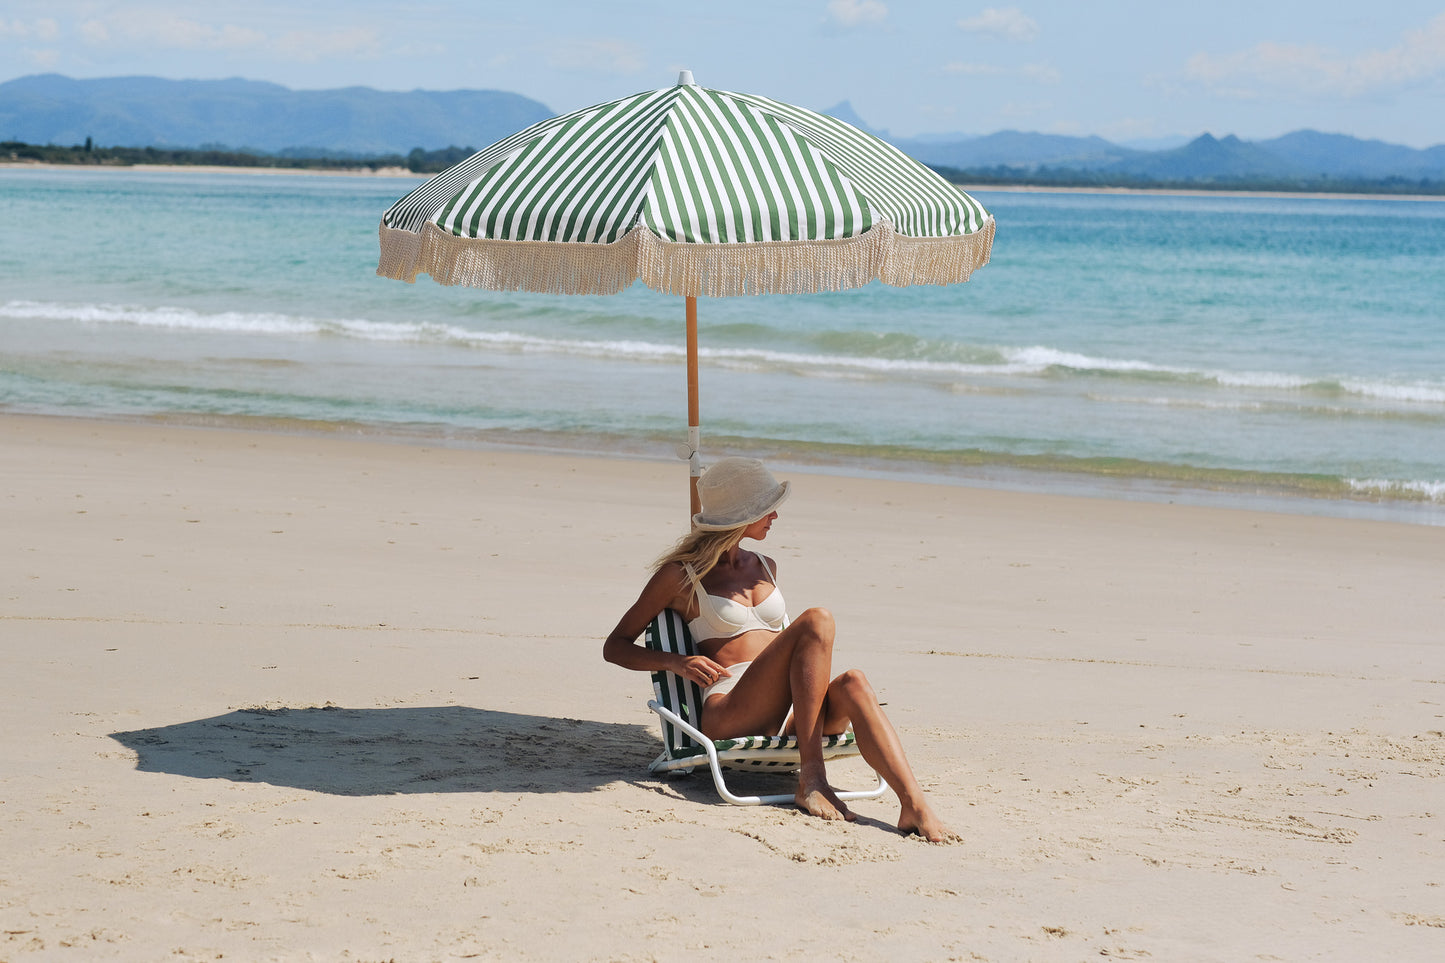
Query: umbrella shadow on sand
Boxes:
[{"xmin": 110, "ymin": 705, "xmax": 659, "ymax": 797}]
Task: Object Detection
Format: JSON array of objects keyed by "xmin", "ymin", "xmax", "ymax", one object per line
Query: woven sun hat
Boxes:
[{"xmin": 692, "ymin": 457, "xmax": 791, "ymax": 531}]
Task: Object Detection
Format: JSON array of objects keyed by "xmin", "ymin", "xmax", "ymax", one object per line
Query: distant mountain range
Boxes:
[
  {"xmin": 0, "ymin": 74, "xmax": 551, "ymax": 156},
  {"xmin": 822, "ymin": 101, "xmax": 1445, "ymax": 183},
  {"xmin": 4, "ymin": 75, "xmax": 1444, "ymax": 184}
]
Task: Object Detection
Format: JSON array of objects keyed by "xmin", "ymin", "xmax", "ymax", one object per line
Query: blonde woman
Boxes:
[{"xmin": 604, "ymin": 457, "xmax": 955, "ymax": 842}]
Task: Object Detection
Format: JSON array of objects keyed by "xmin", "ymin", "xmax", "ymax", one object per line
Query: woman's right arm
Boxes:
[{"xmin": 602, "ymin": 564, "xmax": 727, "ymax": 687}]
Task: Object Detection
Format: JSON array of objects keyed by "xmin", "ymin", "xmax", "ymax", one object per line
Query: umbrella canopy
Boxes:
[
  {"xmin": 378, "ymin": 71, "xmax": 993, "ymax": 297},
  {"xmin": 377, "ymin": 71, "xmax": 994, "ymax": 512}
]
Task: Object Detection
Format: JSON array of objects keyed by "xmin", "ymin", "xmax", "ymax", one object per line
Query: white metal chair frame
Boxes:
[{"xmin": 644, "ymin": 608, "xmax": 889, "ymax": 806}]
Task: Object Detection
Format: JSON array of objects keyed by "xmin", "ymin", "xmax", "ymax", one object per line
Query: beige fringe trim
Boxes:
[{"xmin": 377, "ymin": 217, "xmax": 995, "ymax": 297}]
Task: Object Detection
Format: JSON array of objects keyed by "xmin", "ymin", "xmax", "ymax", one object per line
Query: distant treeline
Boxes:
[
  {"xmin": 932, "ymin": 164, "xmax": 1445, "ymax": 196},
  {"xmin": 8, "ymin": 140, "xmax": 1445, "ymax": 195},
  {"xmin": 1, "ymin": 140, "xmax": 475, "ymax": 174}
]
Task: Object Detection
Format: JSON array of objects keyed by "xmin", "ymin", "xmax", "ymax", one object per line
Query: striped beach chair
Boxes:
[{"xmin": 645, "ymin": 609, "xmax": 889, "ymax": 806}]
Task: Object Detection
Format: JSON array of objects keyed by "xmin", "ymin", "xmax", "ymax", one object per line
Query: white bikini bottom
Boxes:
[
  {"xmin": 701, "ymin": 661, "xmax": 793, "ymax": 736},
  {"xmin": 701, "ymin": 661, "xmax": 751, "ymax": 700}
]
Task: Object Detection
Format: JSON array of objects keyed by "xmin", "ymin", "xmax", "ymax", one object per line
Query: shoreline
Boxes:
[
  {"xmin": 0, "ymin": 160, "xmax": 422, "ymax": 178},
  {"xmin": 960, "ymin": 182, "xmax": 1445, "ymax": 203},
  {"xmin": 4, "ymin": 161, "xmax": 1443, "ymax": 200},
  {"xmin": 8, "ymin": 408, "xmax": 1443, "ymax": 528}
]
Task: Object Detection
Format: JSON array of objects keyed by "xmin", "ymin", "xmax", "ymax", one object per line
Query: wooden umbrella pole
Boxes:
[{"xmin": 686, "ymin": 295, "xmax": 701, "ymax": 518}]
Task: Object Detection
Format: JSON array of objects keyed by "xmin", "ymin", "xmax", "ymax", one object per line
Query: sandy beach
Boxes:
[
  {"xmin": 1, "ymin": 412, "xmax": 1441, "ymax": 961},
  {"xmin": 7, "ymin": 162, "xmax": 1445, "ymax": 203},
  {"xmin": 0, "ymin": 162, "xmax": 420, "ymax": 178}
]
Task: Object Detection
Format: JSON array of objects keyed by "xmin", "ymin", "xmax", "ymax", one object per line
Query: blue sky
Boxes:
[{"xmin": 4, "ymin": 1, "xmax": 1444, "ymax": 147}]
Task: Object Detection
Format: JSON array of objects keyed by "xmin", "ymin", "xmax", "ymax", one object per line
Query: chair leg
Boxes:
[
  {"xmin": 704, "ymin": 754, "xmax": 797, "ymax": 807},
  {"xmin": 839, "ymin": 773, "xmax": 890, "ymax": 802},
  {"xmin": 649, "ymin": 700, "xmax": 890, "ymax": 807},
  {"xmin": 703, "ymin": 744, "xmax": 890, "ymax": 807}
]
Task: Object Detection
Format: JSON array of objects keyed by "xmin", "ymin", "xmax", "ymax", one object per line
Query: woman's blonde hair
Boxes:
[{"xmin": 652, "ymin": 524, "xmax": 750, "ymax": 589}]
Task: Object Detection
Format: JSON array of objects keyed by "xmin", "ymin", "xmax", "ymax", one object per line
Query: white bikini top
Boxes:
[{"xmin": 684, "ymin": 556, "xmax": 789, "ymax": 643}]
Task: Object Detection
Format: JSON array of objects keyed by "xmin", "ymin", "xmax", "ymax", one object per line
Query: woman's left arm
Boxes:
[
  {"xmin": 603, "ymin": 565, "xmax": 686, "ymax": 672},
  {"xmin": 602, "ymin": 564, "xmax": 727, "ymax": 686}
]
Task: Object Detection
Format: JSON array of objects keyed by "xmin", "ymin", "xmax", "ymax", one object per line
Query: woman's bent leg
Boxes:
[
  {"xmin": 823, "ymin": 670, "xmax": 958, "ymax": 843},
  {"xmin": 783, "ymin": 610, "xmax": 854, "ymax": 821},
  {"xmin": 698, "ymin": 608, "xmax": 855, "ymax": 821}
]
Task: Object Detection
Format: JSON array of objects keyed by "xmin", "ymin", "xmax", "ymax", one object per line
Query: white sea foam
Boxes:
[
  {"xmin": 1348, "ymin": 478, "xmax": 1445, "ymax": 502},
  {"xmin": 0, "ymin": 301, "xmax": 1091, "ymax": 375},
  {"xmin": 1340, "ymin": 379, "xmax": 1445, "ymax": 404},
  {"xmin": 1084, "ymin": 393, "xmax": 1271, "ymax": 412},
  {"xmin": 1003, "ymin": 345, "xmax": 1315, "ymax": 388},
  {"xmin": 1005, "ymin": 345, "xmax": 1444, "ymax": 406},
  {"xmin": 1, "ymin": 300, "xmax": 319, "ymax": 336},
  {"xmin": 697, "ymin": 346, "xmax": 1000, "ymax": 376},
  {"xmin": 1213, "ymin": 370, "xmax": 1314, "ymax": 390},
  {"xmin": 1002, "ymin": 345, "xmax": 1187, "ymax": 375},
  {"xmin": 6, "ymin": 301, "xmax": 1442, "ymax": 410},
  {"xmin": 0, "ymin": 300, "xmax": 685, "ymax": 360}
]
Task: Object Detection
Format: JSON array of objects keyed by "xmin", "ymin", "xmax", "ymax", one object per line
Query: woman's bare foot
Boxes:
[
  {"xmin": 795, "ymin": 771, "xmax": 856, "ymax": 822},
  {"xmin": 898, "ymin": 801, "xmax": 959, "ymax": 843}
]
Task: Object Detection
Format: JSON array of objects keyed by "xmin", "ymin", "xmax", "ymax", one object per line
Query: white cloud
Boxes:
[
  {"xmin": 1187, "ymin": 12, "xmax": 1445, "ymax": 97},
  {"xmin": 828, "ymin": 0, "xmax": 888, "ymax": 27},
  {"xmin": 141, "ymin": 16, "xmax": 253, "ymax": 50},
  {"xmin": 73, "ymin": 12, "xmax": 385, "ymax": 62},
  {"xmin": 957, "ymin": 7, "xmax": 1039, "ymax": 43},
  {"xmin": 272, "ymin": 26, "xmax": 381, "ymax": 62},
  {"xmin": 943, "ymin": 62, "xmax": 1004, "ymax": 76},
  {"xmin": 943, "ymin": 60, "xmax": 1057, "ymax": 83},
  {"xmin": 0, "ymin": 17, "xmax": 58, "ymax": 40},
  {"xmin": 997, "ymin": 99, "xmax": 1049, "ymax": 120},
  {"xmin": 1095, "ymin": 117, "xmax": 1164, "ymax": 141},
  {"xmin": 545, "ymin": 39, "xmax": 645, "ymax": 76},
  {"xmin": 79, "ymin": 20, "xmax": 109, "ymax": 44},
  {"xmin": 79, "ymin": 13, "xmax": 266, "ymax": 51},
  {"xmin": 1020, "ymin": 62, "xmax": 1060, "ymax": 84}
]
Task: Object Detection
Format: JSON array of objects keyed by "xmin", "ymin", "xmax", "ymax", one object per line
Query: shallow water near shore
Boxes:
[{"xmin": 2, "ymin": 167, "xmax": 1443, "ymax": 524}]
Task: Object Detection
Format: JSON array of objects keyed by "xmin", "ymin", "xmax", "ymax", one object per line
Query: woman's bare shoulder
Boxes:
[
  {"xmin": 651, "ymin": 559, "xmax": 690, "ymax": 589},
  {"xmin": 646, "ymin": 560, "xmax": 695, "ymax": 610}
]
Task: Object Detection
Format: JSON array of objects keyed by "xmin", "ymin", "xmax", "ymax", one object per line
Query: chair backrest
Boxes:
[{"xmin": 645, "ymin": 609, "xmax": 705, "ymax": 757}]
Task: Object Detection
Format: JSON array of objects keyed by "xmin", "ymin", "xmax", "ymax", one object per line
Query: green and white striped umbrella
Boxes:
[
  {"xmin": 377, "ymin": 71, "xmax": 994, "ymax": 510},
  {"xmin": 379, "ymin": 71, "xmax": 992, "ymax": 296}
]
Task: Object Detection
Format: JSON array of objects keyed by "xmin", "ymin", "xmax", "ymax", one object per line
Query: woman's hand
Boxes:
[{"xmin": 678, "ymin": 655, "xmax": 730, "ymax": 688}]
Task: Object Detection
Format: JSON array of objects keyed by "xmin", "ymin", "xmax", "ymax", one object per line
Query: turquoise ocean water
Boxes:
[{"xmin": 2, "ymin": 167, "xmax": 1443, "ymax": 524}]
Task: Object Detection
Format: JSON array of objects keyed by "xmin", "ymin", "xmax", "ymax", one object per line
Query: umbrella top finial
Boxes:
[{"xmin": 676, "ymin": 69, "xmax": 696, "ymax": 86}]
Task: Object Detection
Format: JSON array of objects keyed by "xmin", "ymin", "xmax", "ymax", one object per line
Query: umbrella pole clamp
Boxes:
[
  {"xmin": 674, "ymin": 427, "xmax": 701, "ymax": 472},
  {"xmin": 678, "ymin": 426, "xmax": 702, "ymax": 519},
  {"xmin": 682, "ymin": 427, "xmax": 701, "ymax": 473}
]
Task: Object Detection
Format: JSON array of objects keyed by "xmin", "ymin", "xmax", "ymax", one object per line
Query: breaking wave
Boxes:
[{"xmin": 6, "ymin": 299, "xmax": 1443, "ymax": 409}]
